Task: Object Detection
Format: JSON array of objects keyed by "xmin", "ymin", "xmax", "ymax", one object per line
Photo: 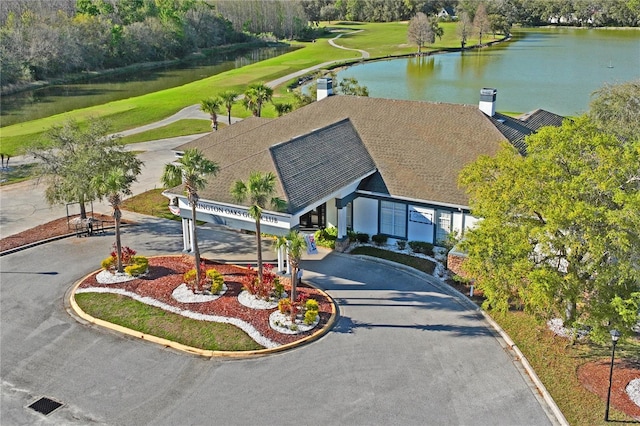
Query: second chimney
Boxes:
[
  {"xmin": 317, "ymin": 78, "xmax": 333, "ymax": 101},
  {"xmin": 479, "ymin": 88, "xmax": 497, "ymax": 116}
]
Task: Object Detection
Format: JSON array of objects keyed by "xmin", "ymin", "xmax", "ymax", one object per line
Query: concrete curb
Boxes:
[
  {"xmin": 65, "ymin": 260, "xmax": 339, "ymax": 358},
  {"xmin": 344, "ymin": 253, "xmax": 569, "ymax": 426}
]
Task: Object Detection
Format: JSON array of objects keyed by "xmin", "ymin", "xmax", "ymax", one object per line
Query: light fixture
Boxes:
[{"xmin": 604, "ymin": 329, "xmax": 621, "ymax": 421}]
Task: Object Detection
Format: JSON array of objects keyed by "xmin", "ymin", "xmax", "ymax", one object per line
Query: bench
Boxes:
[{"xmin": 74, "ymin": 218, "xmax": 105, "ymax": 237}]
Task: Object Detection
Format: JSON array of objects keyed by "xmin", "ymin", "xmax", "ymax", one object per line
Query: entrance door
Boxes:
[{"xmin": 299, "ymin": 204, "xmax": 326, "ymax": 229}]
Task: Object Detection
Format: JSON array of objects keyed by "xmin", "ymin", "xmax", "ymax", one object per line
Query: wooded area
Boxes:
[{"xmin": 1, "ymin": 0, "xmax": 638, "ymax": 89}]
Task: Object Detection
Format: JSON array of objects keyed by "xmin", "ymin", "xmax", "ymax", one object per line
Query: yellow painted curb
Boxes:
[{"xmin": 67, "ymin": 262, "xmax": 338, "ymax": 358}]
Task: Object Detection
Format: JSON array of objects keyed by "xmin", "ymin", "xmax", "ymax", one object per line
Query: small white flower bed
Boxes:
[
  {"xmin": 237, "ymin": 290, "xmax": 280, "ymax": 309},
  {"xmin": 171, "ymin": 283, "xmax": 227, "ymax": 303},
  {"xmin": 96, "ymin": 270, "xmax": 138, "ymax": 284},
  {"xmin": 269, "ymin": 310, "xmax": 319, "ymax": 335},
  {"xmin": 626, "ymin": 379, "xmax": 640, "ymax": 408}
]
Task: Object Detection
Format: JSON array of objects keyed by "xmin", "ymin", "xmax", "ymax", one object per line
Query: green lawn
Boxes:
[
  {"xmin": 121, "ymin": 188, "xmax": 177, "ymax": 221},
  {"xmin": 118, "ymin": 119, "xmax": 212, "ymax": 144},
  {"xmin": 75, "ymin": 292, "xmax": 263, "ymax": 351}
]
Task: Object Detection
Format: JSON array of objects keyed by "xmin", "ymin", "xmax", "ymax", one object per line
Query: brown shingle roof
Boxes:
[{"xmin": 171, "ymin": 96, "xmax": 514, "ymax": 210}]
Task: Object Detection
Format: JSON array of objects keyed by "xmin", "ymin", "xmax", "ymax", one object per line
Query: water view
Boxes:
[
  {"xmin": 337, "ymin": 28, "xmax": 640, "ymax": 116},
  {"xmin": 0, "ymin": 46, "xmax": 295, "ymax": 127}
]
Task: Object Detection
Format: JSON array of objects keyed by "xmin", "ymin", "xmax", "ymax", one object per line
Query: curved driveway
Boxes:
[{"xmin": 1, "ymin": 219, "xmax": 554, "ymax": 426}]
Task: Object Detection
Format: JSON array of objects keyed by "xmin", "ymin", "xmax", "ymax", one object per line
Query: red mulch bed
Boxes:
[
  {"xmin": 0, "ymin": 214, "xmax": 125, "ymax": 252},
  {"xmin": 578, "ymin": 359, "xmax": 640, "ymax": 421},
  {"xmin": 76, "ymin": 255, "xmax": 333, "ymax": 348}
]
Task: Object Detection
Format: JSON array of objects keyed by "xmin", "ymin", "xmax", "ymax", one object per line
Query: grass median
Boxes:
[{"xmin": 75, "ymin": 292, "xmax": 263, "ymax": 351}]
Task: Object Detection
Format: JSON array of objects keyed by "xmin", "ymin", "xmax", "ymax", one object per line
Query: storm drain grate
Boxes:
[{"xmin": 27, "ymin": 397, "xmax": 64, "ymax": 416}]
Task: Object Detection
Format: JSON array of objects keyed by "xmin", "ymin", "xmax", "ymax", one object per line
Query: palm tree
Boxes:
[
  {"xmin": 93, "ymin": 164, "xmax": 142, "ymax": 272},
  {"xmin": 242, "ymin": 83, "xmax": 273, "ymax": 117},
  {"xmin": 162, "ymin": 149, "xmax": 219, "ymax": 292},
  {"xmin": 220, "ymin": 90, "xmax": 239, "ymax": 124},
  {"xmin": 274, "ymin": 102, "xmax": 293, "ymax": 116},
  {"xmin": 200, "ymin": 97, "xmax": 223, "ymax": 131},
  {"xmin": 231, "ymin": 171, "xmax": 286, "ymax": 285},
  {"xmin": 276, "ymin": 230, "xmax": 307, "ymax": 304}
]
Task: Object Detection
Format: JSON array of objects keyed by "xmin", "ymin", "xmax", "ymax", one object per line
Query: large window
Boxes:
[{"xmin": 380, "ymin": 200, "xmax": 406, "ymax": 237}]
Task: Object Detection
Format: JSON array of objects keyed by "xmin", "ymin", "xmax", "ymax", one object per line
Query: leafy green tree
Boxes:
[
  {"xmin": 231, "ymin": 172, "xmax": 286, "ymax": 285},
  {"xmin": 162, "ymin": 148, "xmax": 219, "ymax": 292},
  {"xmin": 459, "ymin": 116, "xmax": 640, "ymax": 343},
  {"xmin": 276, "ymin": 230, "xmax": 307, "ymax": 304},
  {"xmin": 200, "ymin": 96, "xmax": 223, "ymax": 131},
  {"xmin": 219, "ymin": 89, "xmax": 239, "ymax": 124},
  {"xmin": 588, "ymin": 79, "xmax": 640, "ymax": 144},
  {"xmin": 338, "ymin": 77, "xmax": 369, "ymax": 96},
  {"xmin": 26, "ymin": 119, "xmax": 140, "ymax": 220},
  {"xmin": 93, "ymin": 165, "xmax": 143, "ymax": 272},
  {"xmin": 242, "ymin": 83, "xmax": 273, "ymax": 117}
]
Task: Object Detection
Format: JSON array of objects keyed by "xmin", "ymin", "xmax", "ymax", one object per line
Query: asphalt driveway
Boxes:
[{"xmin": 0, "ymin": 220, "xmax": 554, "ymax": 426}]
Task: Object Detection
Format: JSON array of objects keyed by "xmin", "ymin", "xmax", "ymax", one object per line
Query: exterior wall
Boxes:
[
  {"xmin": 326, "ymin": 198, "xmax": 338, "ymax": 228},
  {"xmin": 452, "ymin": 212, "xmax": 464, "ymax": 237},
  {"xmin": 447, "ymin": 248, "xmax": 469, "ymax": 278},
  {"xmin": 353, "ymin": 197, "xmax": 378, "ymax": 236}
]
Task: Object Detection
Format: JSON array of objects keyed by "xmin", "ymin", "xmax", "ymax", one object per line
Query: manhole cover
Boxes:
[{"xmin": 27, "ymin": 396, "xmax": 64, "ymax": 416}]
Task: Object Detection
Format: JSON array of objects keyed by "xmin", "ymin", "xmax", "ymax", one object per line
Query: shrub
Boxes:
[
  {"xmin": 124, "ymin": 256, "xmax": 148, "ymax": 277},
  {"xmin": 101, "ymin": 256, "xmax": 115, "ymax": 270},
  {"xmin": 242, "ymin": 264, "xmax": 277, "ymax": 300},
  {"xmin": 273, "ymin": 276, "xmax": 284, "ymax": 298},
  {"xmin": 206, "ymin": 269, "xmax": 225, "ymax": 294},
  {"xmin": 396, "ymin": 240, "xmax": 407, "ymax": 250},
  {"xmin": 305, "ymin": 298, "xmax": 319, "ymax": 312},
  {"xmin": 355, "ymin": 233, "xmax": 369, "ymax": 243},
  {"xmin": 110, "ymin": 244, "xmax": 136, "ymax": 265},
  {"xmin": 315, "ymin": 227, "xmax": 338, "ymax": 249},
  {"xmin": 102, "ymin": 245, "xmax": 138, "ymax": 271},
  {"xmin": 372, "ymin": 234, "xmax": 387, "ymax": 246},
  {"xmin": 304, "ymin": 309, "xmax": 318, "ymax": 325},
  {"xmin": 278, "ymin": 298, "xmax": 292, "ymax": 314},
  {"xmin": 408, "ymin": 241, "xmax": 434, "ymax": 256}
]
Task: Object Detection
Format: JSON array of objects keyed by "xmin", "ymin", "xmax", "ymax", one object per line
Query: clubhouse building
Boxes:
[{"xmin": 164, "ymin": 82, "xmax": 564, "ymax": 255}]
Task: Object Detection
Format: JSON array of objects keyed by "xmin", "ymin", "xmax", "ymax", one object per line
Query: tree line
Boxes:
[
  {"xmin": 0, "ymin": 0, "xmax": 323, "ymax": 89},
  {"xmin": 302, "ymin": 0, "xmax": 639, "ymax": 27},
  {"xmin": 2, "ymin": 0, "xmax": 637, "ymax": 90}
]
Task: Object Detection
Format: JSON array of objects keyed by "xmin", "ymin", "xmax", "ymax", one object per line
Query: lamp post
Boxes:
[{"xmin": 604, "ymin": 329, "xmax": 621, "ymax": 422}]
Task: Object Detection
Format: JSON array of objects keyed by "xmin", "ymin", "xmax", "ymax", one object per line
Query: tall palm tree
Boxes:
[
  {"xmin": 200, "ymin": 97, "xmax": 223, "ymax": 131},
  {"xmin": 93, "ymin": 164, "xmax": 142, "ymax": 272},
  {"xmin": 162, "ymin": 149, "xmax": 219, "ymax": 292},
  {"xmin": 220, "ymin": 90, "xmax": 239, "ymax": 124},
  {"xmin": 231, "ymin": 171, "xmax": 286, "ymax": 285},
  {"xmin": 276, "ymin": 230, "xmax": 307, "ymax": 304},
  {"xmin": 242, "ymin": 83, "xmax": 273, "ymax": 117}
]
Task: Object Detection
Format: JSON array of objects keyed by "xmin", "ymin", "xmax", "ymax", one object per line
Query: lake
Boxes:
[
  {"xmin": 336, "ymin": 28, "xmax": 640, "ymax": 116},
  {"xmin": 0, "ymin": 46, "xmax": 295, "ymax": 127}
]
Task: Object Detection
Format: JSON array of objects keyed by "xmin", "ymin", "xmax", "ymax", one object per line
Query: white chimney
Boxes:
[
  {"xmin": 317, "ymin": 78, "xmax": 333, "ymax": 101},
  {"xmin": 479, "ymin": 88, "xmax": 497, "ymax": 116}
]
